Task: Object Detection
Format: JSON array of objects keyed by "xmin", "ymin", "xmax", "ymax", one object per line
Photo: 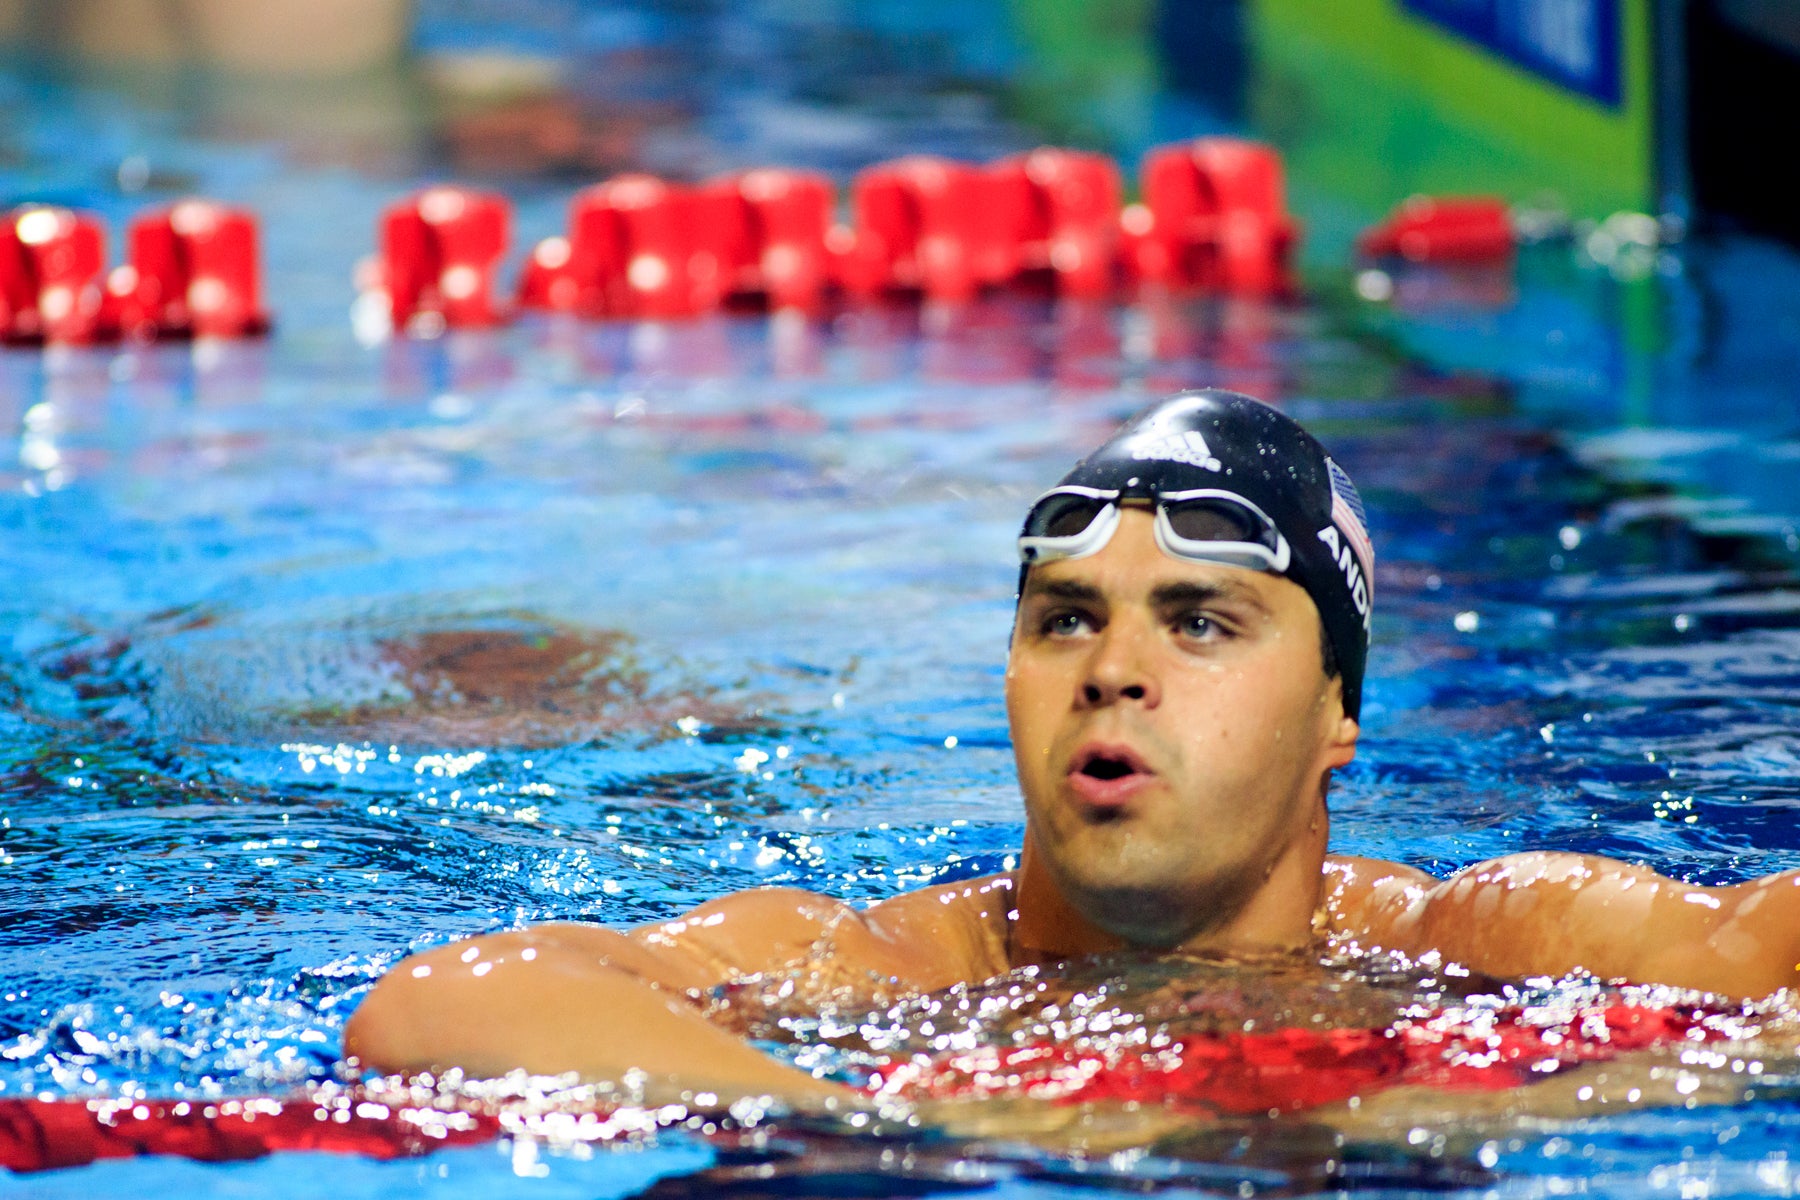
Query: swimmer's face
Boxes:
[{"xmin": 1006, "ymin": 506, "xmax": 1359, "ymax": 949}]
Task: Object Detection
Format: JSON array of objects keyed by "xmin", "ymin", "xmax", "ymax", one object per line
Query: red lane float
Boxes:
[
  {"xmin": 1357, "ymin": 196, "xmax": 1515, "ymax": 264},
  {"xmin": 1123, "ymin": 137, "xmax": 1297, "ymax": 295},
  {"xmin": 0, "ymin": 1001, "xmax": 1735, "ymax": 1174},
  {"xmin": 518, "ymin": 174, "xmax": 770, "ymax": 320},
  {"xmin": 370, "ymin": 186, "xmax": 512, "ymax": 335},
  {"xmin": 593, "ymin": 175, "xmax": 735, "ymax": 319},
  {"xmin": 567, "ymin": 174, "xmax": 699, "ymax": 319},
  {"xmin": 720, "ymin": 169, "xmax": 836, "ymax": 311},
  {"xmin": 116, "ymin": 200, "xmax": 271, "ymax": 340},
  {"xmin": 2, "ymin": 201, "xmax": 270, "ymax": 345},
  {"xmin": 990, "ymin": 148, "xmax": 1122, "ymax": 298},
  {"xmin": 530, "ymin": 168, "xmax": 847, "ymax": 315},
  {"xmin": 1, "ymin": 207, "xmax": 113, "ymax": 345},
  {"xmin": 838, "ymin": 155, "xmax": 991, "ymax": 301},
  {"xmin": 505, "ymin": 137, "xmax": 1295, "ymax": 334},
  {"xmin": 836, "ymin": 150, "xmax": 1123, "ymax": 301}
]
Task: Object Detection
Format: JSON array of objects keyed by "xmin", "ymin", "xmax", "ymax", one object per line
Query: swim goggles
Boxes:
[{"xmin": 1018, "ymin": 486, "xmax": 1292, "ymax": 574}]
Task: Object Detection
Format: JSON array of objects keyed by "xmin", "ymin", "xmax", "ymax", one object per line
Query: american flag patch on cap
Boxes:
[{"xmin": 1327, "ymin": 458, "xmax": 1374, "ymax": 592}]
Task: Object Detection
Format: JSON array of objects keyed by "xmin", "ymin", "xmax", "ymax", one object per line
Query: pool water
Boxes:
[{"xmin": 8, "ymin": 6, "xmax": 1800, "ymax": 1197}]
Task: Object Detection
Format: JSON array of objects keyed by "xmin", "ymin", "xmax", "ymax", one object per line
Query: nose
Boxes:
[{"xmin": 1080, "ymin": 620, "xmax": 1160, "ymax": 709}]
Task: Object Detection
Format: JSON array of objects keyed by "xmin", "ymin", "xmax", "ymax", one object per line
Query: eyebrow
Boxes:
[
  {"xmin": 1023, "ymin": 579, "xmax": 1104, "ymax": 605},
  {"xmin": 1021, "ymin": 576, "xmax": 1272, "ymax": 615},
  {"xmin": 1150, "ymin": 580, "xmax": 1270, "ymax": 615}
]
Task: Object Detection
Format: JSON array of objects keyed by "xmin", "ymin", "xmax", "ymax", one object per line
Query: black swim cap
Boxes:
[{"xmin": 1020, "ymin": 389, "xmax": 1373, "ymax": 718}]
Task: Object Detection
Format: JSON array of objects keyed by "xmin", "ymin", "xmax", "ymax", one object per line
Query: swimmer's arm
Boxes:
[
  {"xmin": 343, "ymin": 888, "xmax": 910, "ymax": 1106},
  {"xmin": 1336, "ymin": 852, "xmax": 1800, "ymax": 999}
]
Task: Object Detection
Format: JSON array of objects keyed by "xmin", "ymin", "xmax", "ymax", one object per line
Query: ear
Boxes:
[
  {"xmin": 1315, "ymin": 675, "xmax": 1360, "ymax": 772},
  {"xmin": 1323, "ymin": 713, "xmax": 1360, "ymax": 771}
]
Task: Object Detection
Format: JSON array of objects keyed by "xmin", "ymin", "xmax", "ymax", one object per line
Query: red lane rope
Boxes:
[
  {"xmin": 869, "ymin": 1001, "xmax": 1721, "ymax": 1113},
  {"xmin": 0, "ymin": 1001, "xmax": 1732, "ymax": 1174},
  {"xmin": 0, "ymin": 1093, "xmax": 501, "ymax": 1173},
  {"xmin": 4, "ymin": 138, "xmax": 1301, "ymax": 347}
]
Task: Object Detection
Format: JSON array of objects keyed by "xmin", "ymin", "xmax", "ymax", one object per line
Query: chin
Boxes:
[
  {"xmin": 1091, "ymin": 907, "xmax": 1194, "ymax": 950},
  {"xmin": 1063, "ymin": 871, "xmax": 1203, "ymax": 949}
]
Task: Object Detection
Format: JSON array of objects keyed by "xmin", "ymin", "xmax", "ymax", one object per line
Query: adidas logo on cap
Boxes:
[{"xmin": 1129, "ymin": 428, "xmax": 1222, "ymax": 472}]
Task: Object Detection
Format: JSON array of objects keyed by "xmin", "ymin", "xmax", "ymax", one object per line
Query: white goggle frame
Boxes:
[{"xmin": 1018, "ymin": 485, "xmax": 1292, "ymax": 575}]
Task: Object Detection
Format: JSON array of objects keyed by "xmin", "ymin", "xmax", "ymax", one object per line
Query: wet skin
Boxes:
[{"xmin": 344, "ymin": 509, "xmax": 1800, "ymax": 1105}]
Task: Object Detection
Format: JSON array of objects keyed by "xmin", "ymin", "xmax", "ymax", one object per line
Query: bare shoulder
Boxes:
[
  {"xmin": 1319, "ymin": 853, "xmax": 1437, "ymax": 943},
  {"xmin": 1326, "ymin": 850, "xmax": 1800, "ymax": 999},
  {"xmin": 626, "ymin": 886, "xmax": 870, "ymax": 980},
  {"xmin": 865, "ymin": 872, "xmax": 1016, "ymax": 986},
  {"xmin": 626, "ymin": 878, "xmax": 1010, "ymax": 993}
]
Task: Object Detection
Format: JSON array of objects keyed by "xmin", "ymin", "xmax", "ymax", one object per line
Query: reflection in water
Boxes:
[
  {"xmin": 292, "ymin": 623, "xmax": 760, "ymax": 748},
  {"xmin": 623, "ymin": 1118, "xmax": 1498, "ymax": 1197},
  {"xmin": 26, "ymin": 613, "xmax": 769, "ymax": 749}
]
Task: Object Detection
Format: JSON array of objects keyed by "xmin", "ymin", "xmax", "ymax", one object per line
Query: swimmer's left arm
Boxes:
[{"xmin": 1346, "ymin": 852, "xmax": 1800, "ymax": 999}]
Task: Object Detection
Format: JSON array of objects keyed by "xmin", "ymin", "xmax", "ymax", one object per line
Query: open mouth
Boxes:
[
  {"xmin": 1080, "ymin": 756, "xmax": 1136, "ymax": 781},
  {"xmin": 1070, "ymin": 744, "xmax": 1152, "ymax": 784}
]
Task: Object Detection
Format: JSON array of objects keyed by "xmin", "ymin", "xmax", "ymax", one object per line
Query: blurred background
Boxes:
[
  {"xmin": 3, "ymin": 0, "xmax": 1795, "ymax": 235},
  {"xmin": 6, "ymin": 0, "xmax": 1797, "ymax": 518}
]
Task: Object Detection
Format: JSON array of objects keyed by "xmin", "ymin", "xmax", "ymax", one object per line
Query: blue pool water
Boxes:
[{"xmin": 7, "ymin": 6, "xmax": 1800, "ymax": 1196}]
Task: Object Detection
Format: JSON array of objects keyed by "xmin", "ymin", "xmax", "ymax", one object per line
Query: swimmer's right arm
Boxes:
[{"xmin": 343, "ymin": 888, "xmax": 901, "ymax": 1107}]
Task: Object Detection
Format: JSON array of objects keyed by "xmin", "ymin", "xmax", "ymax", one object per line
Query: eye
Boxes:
[
  {"xmin": 1176, "ymin": 611, "xmax": 1222, "ymax": 641},
  {"xmin": 1043, "ymin": 610, "xmax": 1094, "ymax": 638}
]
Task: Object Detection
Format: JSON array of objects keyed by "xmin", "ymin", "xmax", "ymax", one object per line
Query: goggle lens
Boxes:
[
  {"xmin": 1162, "ymin": 498, "xmax": 1260, "ymax": 545},
  {"xmin": 1032, "ymin": 494, "xmax": 1111, "ymax": 539}
]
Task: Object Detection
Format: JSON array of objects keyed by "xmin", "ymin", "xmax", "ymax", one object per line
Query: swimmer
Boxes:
[{"xmin": 344, "ymin": 389, "xmax": 1800, "ymax": 1106}]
